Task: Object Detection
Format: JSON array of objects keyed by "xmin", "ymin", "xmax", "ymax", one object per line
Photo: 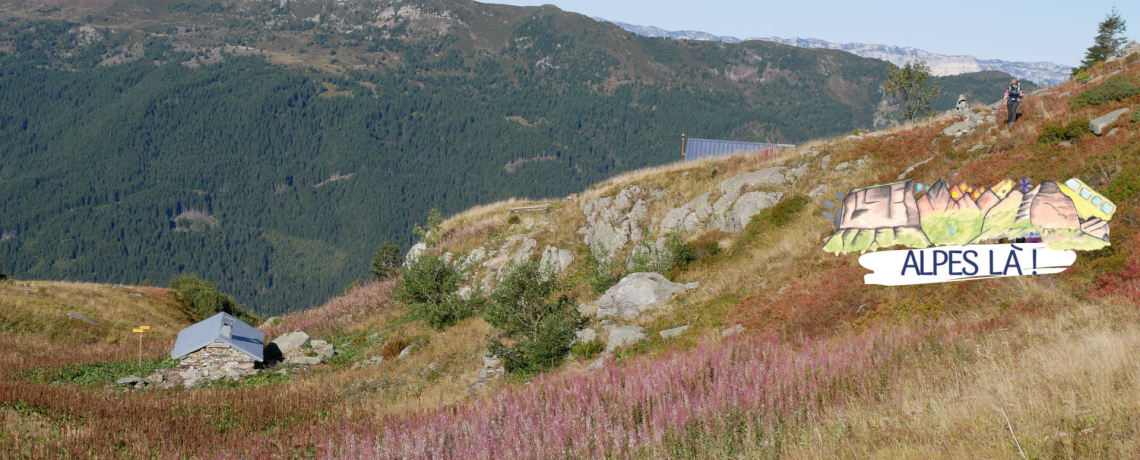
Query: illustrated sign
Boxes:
[{"xmin": 820, "ymin": 177, "xmax": 1111, "ymax": 285}]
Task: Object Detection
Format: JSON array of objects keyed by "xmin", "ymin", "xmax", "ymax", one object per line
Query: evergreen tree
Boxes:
[
  {"xmin": 1078, "ymin": 8, "xmax": 1128, "ymax": 73},
  {"xmin": 882, "ymin": 60, "xmax": 942, "ymax": 121},
  {"xmin": 370, "ymin": 242, "xmax": 402, "ymax": 281},
  {"xmin": 483, "ymin": 261, "xmax": 580, "ymax": 375}
]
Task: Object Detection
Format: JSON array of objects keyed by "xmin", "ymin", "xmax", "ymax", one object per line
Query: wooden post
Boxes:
[
  {"xmin": 133, "ymin": 326, "xmax": 150, "ymax": 366},
  {"xmin": 681, "ymin": 133, "xmax": 687, "ymax": 158}
]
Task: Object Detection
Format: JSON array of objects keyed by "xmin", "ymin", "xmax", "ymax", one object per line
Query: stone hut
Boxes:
[{"xmin": 171, "ymin": 313, "xmax": 264, "ymax": 386}]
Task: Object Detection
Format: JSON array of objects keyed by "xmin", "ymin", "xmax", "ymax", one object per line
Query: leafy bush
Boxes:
[
  {"xmin": 627, "ymin": 239, "xmax": 675, "ymax": 274},
  {"xmin": 1132, "ymin": 108, "xmax": 1140, "ymax": 123},
  {"xmin": 1037, "ymin": 119, "xmax": 1089, "ymax": 144},
  {"xmin": 762, "ymin": 195, "xmax": 812, "ymax": 227},
  {"xmin": 483, "ymin": 261, "xmax": 580, "ymax": 375},
  {"xmin": 506, "ymin": 215, "xmax": 520, "ymax": 225},
  {"xmin": 394, "ymin": 252, "xmax": 477, "ymax": 330},
  {"xmin": 370, "ymin": 242, "xmax": 401, "ymax": 281},
  {"xmin": 1070, "ymin": 76, "xmax": 1140, "ymax": 108},
  {"xmin": 1104, "ymin": 166, "xmax": 1140, "ymax": 203},
  {"xmin": 169, "ymin": 275, "xmax": 261, "ymax": 324},
  {"xmin": 412, "ymin": 208, "xmax": 444, "ymax": 247},
  {"xmin": 588, "ymin": 252, "xmax": 622, "ymax": 293},
  {"xmin": 670, "ymin": 235, "xmax": 721, "ymax": 271},
  {"xmin": 570, "ymin": 340, "xmax": 604, "ymax": 359}
]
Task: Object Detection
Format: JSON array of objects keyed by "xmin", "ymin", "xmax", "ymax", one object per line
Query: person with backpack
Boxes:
[{"xmin": 1004, "ymin": 79, "xmax": 1024, "ymax": 125}]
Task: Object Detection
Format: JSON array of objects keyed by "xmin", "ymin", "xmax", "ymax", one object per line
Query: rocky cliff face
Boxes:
[{"xmin": 601, "ymin": 20, "xmax": 1072, "ymax": 86}]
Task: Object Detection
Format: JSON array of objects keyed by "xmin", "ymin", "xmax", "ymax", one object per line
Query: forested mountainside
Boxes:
[{"xmin": 0, "ymin": 0, "xmax": 1024, "ymax": 314}]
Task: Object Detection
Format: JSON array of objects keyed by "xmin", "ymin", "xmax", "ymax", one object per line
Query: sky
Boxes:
[{"xmin": 489, "ymin": 1, "xmax": 1137, "ymax": 67}]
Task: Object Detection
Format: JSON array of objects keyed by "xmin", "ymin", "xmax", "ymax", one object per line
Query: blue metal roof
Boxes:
[
  {"xmin": 171, "ymin": 312, "xmax": 264, "ymax": 362},
  {"xmin": 684, "ymin": 138, "xmax": 794, "ymax": 162}
]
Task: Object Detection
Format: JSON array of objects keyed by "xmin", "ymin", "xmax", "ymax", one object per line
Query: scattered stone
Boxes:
[
  {"xmin": 257, "ymin": 317, "xmax": 278, "ymax": 328},
  {"xmin": 539, "ymin": 245, "xmax": 575, "ymax": 273},
  {"xmin": 723, "ymin": 191, "xmax": 783, "ymax": 232},
  {"xmin": 66, "ymin": 311, "xmax": 99, "ymax": 325},
  {"xmin": 721, "ymin": 324, "xmax": 744, "ymax": 337},
  {"xmin": 1058, "ymin": 141, "xmax": 1075, "ymax": 147},
  {"xmin": 353, "ymin": 355, "xmax": 385, "ymax": 369},
  {"xmin": 145, "ymin": 372, "xmax": 164, "ymax": 384},
  {"xmin": 116, "ymin": 376, "xmax": 144, "ymax": 386},
  {"xmin": 271, "ymin": 331, "xmax": 311, "ymax": 355},
  {"xmin": 968, "ymin": 144, "xmax": 986, "ymax": 153},
  {"xmin": 285, "ymin": 356, "xmax": 322, "ymax": 366},
  {"xmin": 591, "ymin": 273, "xmax": 699, "ymax": 319},
  {"xmin": 574, "ymin": 328, "xmax": 598, "ymax": 344},
  {"xmin": 586, "ymin": 356, "xmax": 607, "ymax": 370},
  {"xmin": 1090, "ymin": 108, "xmax": 1131, "ymax": 135},
  {"xmin": 1107, "ymin": 127, "xmax": 1119, "ymax": 137},
  {"xmin": 809, "ymin": 184, "xmax": 828, "ymax": 198},
  {"xmin": 397, "ymin": 346, "xmax": 413, "ymax": 360},
  {"xmin": 835, "ymin": 161, "xmax": 850, "ymax": 171},
  {"xmin": 659, "ymin": 325, "xmax": 689, "ymax": 339},
  {"xmin": 310, "ymin": 340, "xmax": 334, "ymax": 360},
  {"xmin": 606, "ymin": 326, "xmax": 647, "ymax": 352}
]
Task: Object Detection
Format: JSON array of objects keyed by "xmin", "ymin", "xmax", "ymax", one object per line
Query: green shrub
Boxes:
[
  {"xmin": 667, "ymin": 231, "xmax": 721, "ymax": 273},
  {"xmin": 1070, "ymin": 76, "xmax": 1140, "ymax": 108},
  {"xmin": 1038, "ymin": 119, "xmax": 1089, "ymax": 144},
  {"xmin": 370, "ymin": 242, "xmax": 401, "ymax": 280},
  {"xmin": 506, "ymin": 214, "xmax": 520, "ymax": 225},
  {"xmin": 1104, "ymin": 166, "xmax": 1140, "ymax": 203},
  {"xmin": 17, "ymin": 359, "xmax": 179, "ymax": 387},
  {"xmin": 588, "ymin": 252, "xmax": 622, "ymax": 293},
  {"xmin": 169, "ymin": 275, "xmax": 260, "ymax": 325},
  {"xmin": 570, "ymin": 340, "xmax": 604, "ymax": 359},
  {"xmin": 1131, "ymin": 108, "xmax": 1140, "ymax": 123},
  {"xmin": 762, "ymin": 195, "xmax": 812, "ymax": 227},
  {"xmin": 394, "ymin": 252, "xmax": 477, "ymax": 330},
  {"xmin": 483, "ymin": 261, "xmax": 580, "ymax": 375},
  {"xmin": 627, "ymin": 239, "xmax": 675, "ymax": 274}
]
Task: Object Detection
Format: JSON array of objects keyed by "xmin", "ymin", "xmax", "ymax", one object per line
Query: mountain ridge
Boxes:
[{"xmin": 599, "ymin": 18, "xmax": 1072, "ymax": 86}]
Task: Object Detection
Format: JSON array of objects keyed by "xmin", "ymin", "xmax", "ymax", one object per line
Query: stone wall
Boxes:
[{"xmin": 178, "ymin": 345, "xmax": 259, "ymax": 387}]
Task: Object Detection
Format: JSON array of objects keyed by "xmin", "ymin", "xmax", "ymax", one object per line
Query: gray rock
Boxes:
[
  {"xmin": 482, "ymin": 354, "xmax": 503, "ymax": 368},
  {"xmin": 660, "ymin": 207, "xmax": 690, "ymax": 232},
  {"xmin": 821, "ymin": 155, "xmax": 831, "ymax": 168},
  {"xmin": 721, "ymin": 324, "xmax": 744, "ymax": 337},
  {"xmin": 181, "ymin": 368, "xmax": 199, "ymax": 381},
  {"xmin": 397, "ymin": 346, "xmax": 413, "ymax": 360},
  {"xmin": 659, "ymin": 325, "xmax": 689, "ymax": 339},
  {"xmin": 116, "ymin": 376, "xmax": 144, "ymax": 386},
  {"xmin": 512, "ymin": 238, "xmax": 538, "ymax": 265},
  {"xmin": 257, "ymin": 317, "xmax": 278, "ymax": 328},
  {"xmin": 462, "ymin": 247, "xmax": 487, "ymax": 268},
  {"xmin": 539, "ymin": 246, "xmax": 575, "ymax": 273},
  {"xmin": 145, "ymin": 372, "xmax": 165, "ymax": 384},
  {"xmin": 574, "ymin": 328, "xmax": 598, "ymax": 344},
  {"xmin": 1107, "ymin": 127, "xmax": 1119, "ymax": 136},
  {"xmin": 404, "ymin": 242, "xmax": 427, "ymax": 265},
  {"xmin": 271, "ymin": 331, "xmax": 311, "ymax": 355},
  {"xmin": 942, "ymin": 120, "xmax": 977, "ymax": 137},
  {"xmin": 809, "ymin": 184, "xmax": 828, "ymax": 198},
  {"xmin": 606, "ymin": 326, "xmax": 647, "ymax": 352},
  {"xmin": 183, "ymin": 378, "xmax": 198, "ymax": 388},
  {"xmin": 835, "ymin": 161, "xmax": 851, "ymax": 171},
  {"xmin": 311, "ymin": 340, "xmax": 334, "ymax": 359},
  {"xmin": 286, "ymin": 356, "xmax": 322, "ymax": 366},
  {"xmin": 592, "ymin": 272, "xmax": 698, "ymax": 319},
  {"xmin": 723, "ymin": 191, "xmax": 783, "ymax": 232},
  {"xmin": 1091, "ymin": 108, "xmax": 1131, "ymax": 135},
  {"xmin": 968, "ymin": 144, "xmax": 986, "ymax": 153},
  {"xmin": 1058, "ymin": 141, "xmax": 1075, "ymax": 147}
]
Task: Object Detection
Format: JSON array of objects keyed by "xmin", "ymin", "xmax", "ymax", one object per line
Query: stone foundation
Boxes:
[{"xmin": 178, "ymin": 345, "xmax": 259, "ymax": 387}]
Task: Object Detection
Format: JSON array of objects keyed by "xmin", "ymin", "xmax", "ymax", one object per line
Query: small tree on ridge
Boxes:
[{"xmin": 882, "ymin": 60, "xmax": 942, "ymax": 121}]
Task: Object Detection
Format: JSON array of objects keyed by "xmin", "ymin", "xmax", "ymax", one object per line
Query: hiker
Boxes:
[{"xmin": 1005, "ymin": 79, "xmax": 1023, "ymax": 125}]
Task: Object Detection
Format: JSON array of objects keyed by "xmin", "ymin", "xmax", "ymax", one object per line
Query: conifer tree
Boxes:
[{"xmin": 1077, "ymin": 7, "xmax": 1128, "ymax": 73}]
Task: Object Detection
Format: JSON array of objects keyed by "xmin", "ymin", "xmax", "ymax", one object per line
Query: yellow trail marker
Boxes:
[
  {"xmin": 133, "ymin": 328, "xmax": 144, "ymax": 333},
  {"xmin": 140, "ymin": 326, "xmax": 150, "ymax": 330}
]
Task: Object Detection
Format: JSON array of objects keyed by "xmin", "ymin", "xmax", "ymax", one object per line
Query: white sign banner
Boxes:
[{"xmin": 859, "ymin": 243, "xmax": 1077, "ymax": 286}]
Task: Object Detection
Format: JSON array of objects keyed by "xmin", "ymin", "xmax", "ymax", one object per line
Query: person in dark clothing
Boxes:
[{"xmin": 1005, "ymin": 79, "xmax": 1023, "ymax": 125}]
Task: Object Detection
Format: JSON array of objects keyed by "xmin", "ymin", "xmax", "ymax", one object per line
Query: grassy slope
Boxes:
[{"xmin": 3, "ymin": 60, "xmax": 1140, "ymax": 458}]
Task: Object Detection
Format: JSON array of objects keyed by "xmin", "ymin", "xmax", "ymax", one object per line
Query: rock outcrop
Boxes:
[
  {"xmin": 584, "ymin": 273, "xmax": 698, "ymax": 319},
  {"xmin": 579, "ymin": 185, "xmax": 652, "ymax": 258},
  {"xmin": 539, "ymin": 246, "xmax": 575, "ymax": 273},
  {"xmin": 660, "ymin": 166, "xmax": 796, "ymax": 234}
]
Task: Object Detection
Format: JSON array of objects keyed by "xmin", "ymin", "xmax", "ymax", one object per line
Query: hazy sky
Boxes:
[{"xmin": 490, "ymin": 1, "xmax": 1137, "ymax": 67}]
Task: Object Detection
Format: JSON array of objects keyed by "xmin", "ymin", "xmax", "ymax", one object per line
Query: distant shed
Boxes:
[
  {"xmin": 681, "ymin": 134, "xmax": 794, "ymax": 162},
  {"xmin": 172, "ymin": 313, "xmax": 264, "ymax": 385}
]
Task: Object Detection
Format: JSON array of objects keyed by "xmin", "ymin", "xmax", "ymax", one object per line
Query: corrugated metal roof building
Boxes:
[
  {"xmin": 171, "ymin": 312, "xmax": 264, "ymax": 362},
  {"xmin": 682, "ymin": 135, "xmax": 794, "ymax": 162}
]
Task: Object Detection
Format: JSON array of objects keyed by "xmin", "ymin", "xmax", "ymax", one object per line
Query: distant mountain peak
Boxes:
[{"xmin": 598, "ymin": 19, "xmax": 1071, "ymax": 86}]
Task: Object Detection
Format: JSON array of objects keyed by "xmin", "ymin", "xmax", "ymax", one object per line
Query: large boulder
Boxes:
[
  {"xmin": 592, "ymin": 273, "xmax": 699, "ymax": 319},
  {"xmin": 1090, "ymin": 108, "xmax": 1131, "ymax": 136},
  {"xmin": 404, "ymin": 243, "xmax": 427, "ymax": 266},
  {"xmin": 271, "ymin": 331, "xmax": 311, "ymax": 355}
]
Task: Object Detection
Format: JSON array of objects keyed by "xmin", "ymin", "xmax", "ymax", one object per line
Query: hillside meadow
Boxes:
[{"xmin": 2, "ymin": 59, "xmax": 1140, "ymax": 459}]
